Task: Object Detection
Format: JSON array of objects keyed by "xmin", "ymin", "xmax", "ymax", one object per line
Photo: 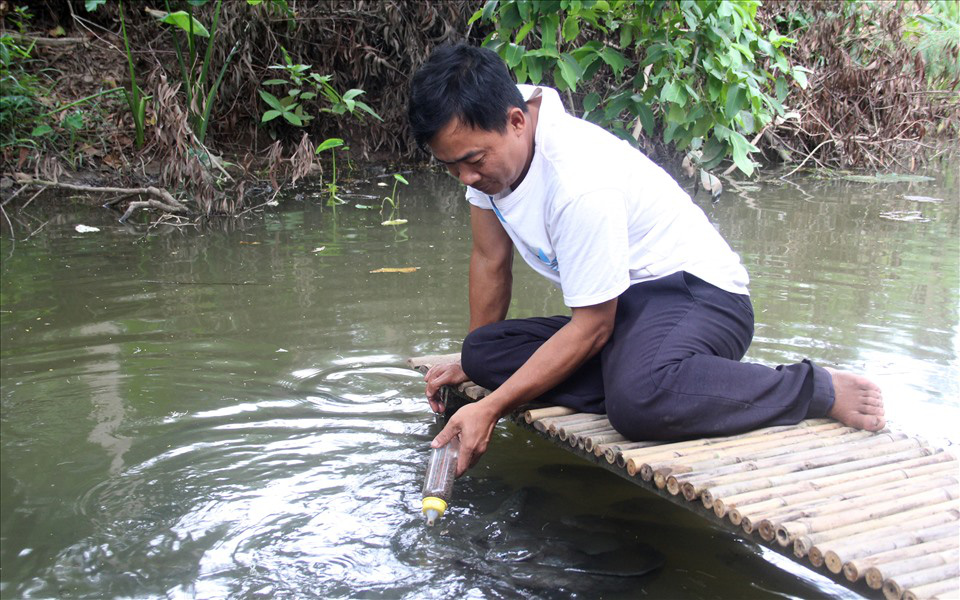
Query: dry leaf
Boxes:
[{"xmin": 369, "ymin": 267, "xmax": 420, "ymax": 274}]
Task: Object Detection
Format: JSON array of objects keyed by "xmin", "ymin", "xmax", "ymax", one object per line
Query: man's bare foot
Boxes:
[{"xmin": 824, "ymin": 367, "xmax": 885, "ymax": 431}]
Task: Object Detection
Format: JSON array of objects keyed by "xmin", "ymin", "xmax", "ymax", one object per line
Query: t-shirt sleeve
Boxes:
[
  {"xmin": 551, "ymin": 189, "xmax": 631, "ymax": 307},
  {"xmin": 465, "ymin": 187, "xmax": 492, "ymax": 209}
]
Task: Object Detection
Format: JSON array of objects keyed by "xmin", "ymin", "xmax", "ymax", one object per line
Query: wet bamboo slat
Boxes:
[
  {"xmin": 883, "ymin": 562, "xmax": 960, "ymax": 600},
  {"xmin": 408, "ymin": 355, "xmax": 960, "ymax": 600},
  {"xmin": 843, "ymin": 537, "xmax": 959, "ymax": 583},
  {"xmin": 902, "ymin": 578, "xmax": 960, "ymax": 600},
  {"xmin": 794, "ymin": 499, "xmax": 960, "ymax": 559}
]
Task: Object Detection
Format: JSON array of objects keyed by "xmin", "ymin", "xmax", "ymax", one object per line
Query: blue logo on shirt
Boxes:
[
  {"xmin": 488, "ymin": 196, "xmax": 506, "ymax": 223},
  {"xmin": 534, "ymin": 247, "xmax": 559, "ymax": 271}
]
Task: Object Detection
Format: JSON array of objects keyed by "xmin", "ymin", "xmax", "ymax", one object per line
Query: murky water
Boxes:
[{"xmin": 1, "ymin": 164, "xmax": 957, "ymax": 599}]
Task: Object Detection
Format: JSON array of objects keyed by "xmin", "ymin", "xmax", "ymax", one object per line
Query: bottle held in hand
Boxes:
[{"xmin": 421, "ymin": 436, "xmax": 459, "ymax": 526}]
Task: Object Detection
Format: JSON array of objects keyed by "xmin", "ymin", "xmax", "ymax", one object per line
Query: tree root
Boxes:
[{"xmin": 10, "ymin": 176, "xmax": 189, "ymax": 223}]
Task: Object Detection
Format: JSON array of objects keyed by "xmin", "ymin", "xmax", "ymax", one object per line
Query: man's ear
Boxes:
[{"xmin": 507, "ymin": 107, "xmax": 526, "ymax": 136}]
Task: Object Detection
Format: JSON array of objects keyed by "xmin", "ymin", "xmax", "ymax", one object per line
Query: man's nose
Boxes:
[{"xmin": 457, "ymin": 165, "xmax": 481, "ymax": 187}]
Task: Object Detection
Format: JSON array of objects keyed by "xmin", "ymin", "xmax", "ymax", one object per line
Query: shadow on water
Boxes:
[{"xmin": 1, "ymin": 163, "xmax": 957, "ymax": 598}]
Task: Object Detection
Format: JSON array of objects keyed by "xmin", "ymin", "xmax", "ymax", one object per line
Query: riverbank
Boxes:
[{"xmin": 2, "ymin": 1, "xmax": 956, "ymax": 223}]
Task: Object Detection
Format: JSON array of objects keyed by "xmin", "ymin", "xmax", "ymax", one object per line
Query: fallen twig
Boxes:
[
  {"xmin": 1, "ymin": 185, "xmax": 27, "ymax": 207},
  {"xmin": 19, "ymin": 188, "xmax": 45, "ymax": 212},
  {"xmin": 23, "ymin": 219, "xmax": 51, "ymax": 241},
  {"xmin": 0, "ymin": 203, "xmax": 15, "ymax": 240},
  {"xmin": 5, "ymin": 32, "xmax": 88, "ymax": 47},
  {"xmin": 780, "ymin": 140, "xmax": 836, "ymax": 180},
  {"xmin": 11, "ymin": 176, "xmax": 189, "ymax": 222}
]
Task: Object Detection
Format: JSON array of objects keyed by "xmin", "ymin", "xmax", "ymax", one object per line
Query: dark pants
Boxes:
[{"xmin": 461, "ymin": 272, "xmax": 835, "ymax": 441}]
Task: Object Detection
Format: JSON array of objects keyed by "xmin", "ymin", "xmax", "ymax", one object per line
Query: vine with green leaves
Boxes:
[{"xmin": 473, "ymin": 0, "xmax": 810, "ymax": 177}]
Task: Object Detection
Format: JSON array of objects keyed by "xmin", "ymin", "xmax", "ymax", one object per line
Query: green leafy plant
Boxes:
[
  {"xmin": 1, "ymin": 6, "xmax": 118, "ymax": 158},
  {"xmin": 146, "ymin": 0, "xmax": 246, "ymax": 144},
  {"xmin": 259, "ymin": 47, "xmax": 382, "ymax": 127},
  {"xmin": 905, "ymin": 3, "xmax": 960, "ymax": 90},
  {"xmin": 314, "ymin": 137, "xmax": 345, "ymax": 206},
  {"xmin": 473, "ymin": 0, "xmax": 809, "ymax": 176},
  {"xmin": 380, "ymin": 173, "xmax": 409, "ymax": 226},
  {"xmin": 0, "ymin": 30, "xmax": 40, "ymax": 149},
  {"xmin": 118, "ymin": 0, "xmax": 149, "ymax": 148}
]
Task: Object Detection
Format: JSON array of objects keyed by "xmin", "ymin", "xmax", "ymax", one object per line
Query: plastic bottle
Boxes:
[{"xmin": 421, "ymin": 436, "xmax": 459, "ymax": 526}]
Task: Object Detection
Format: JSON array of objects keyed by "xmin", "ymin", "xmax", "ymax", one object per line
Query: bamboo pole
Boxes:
[
  {"xmin": 570, "ymin": 425, "xmax": 618, "ymax": 448},
  {"xmin": 793, "ymin": 499, "xmax": 960, "ymax": 558},
  {"xmin": 557, "ymin": 417, "xmax": 612, "ymax": 441},
  {"xmin": 704, "ymin": 451, "xmax": 952, "ymax": 514},
  {"xmin": 726, "ymin": 461, "xmax": 957, "ymax": 523},
  {"xmin": 614, "ymin": 421, "xmax": 832, "ymax": 467},
  {"xmin": 673, "ymin": 432, "xmax": 907, "ymax": 487},
  {"xmin": 541, "ymin": 413, "xmax": 608, "ymax": 435},
  {"xmin": 810, "ymin": 521, "xmax": 958, "ymax": 570},
  {"xmin": 843, "ymin": 537, "xmax": 958, "ymax": 582},
  {"xmin": 775, "ymin": 486, "xmax": 959, "ymax": 547},
  {"xmin": 585, "ymin": 432, "xmax": 630, "ymax": 454},
  {"xmin": 524, "ymin": 406, "xmax": 576, "ymax": 423},
  {"xmin": 620, "ymin": 421, "xmax": 846, "ymax": 471},
  {"xmin": 735, "ymin": 472, "xmax": 957, "ymax": 532},
  {"xmin": 649, "ymin": 428, "xmax": 871, "ymax": 486},
  {"xmin": 660, "ymin": 429, "xmax": 882, "ymax": 491},
  {"xmin": 883, "ymin": 562, "xmax": 960, "ymax": 600},
  {"xmin": 681, "ymin": 439, "xmax": 926, "ymax": 501},
  {"xmin": 817, "ymin": 514, "xmax": 960, "ymax": 572},
  {"xmin": 644, "ymin": 426, "xmax": 861, "ymax": 479},
  {"xmin": 407, "ymin": 353, "xmax": 460, "ymax": 372},
  {"xmin": 611, "ymin": 441, "xmax": 664, "ymax": 466},
  {"xmin": 865, "ymin": 549, "xmax": 959, "ymax": 590},
  {"xmin": 902, "ymin": 579, "xmax": 960, "ymax": 600}
]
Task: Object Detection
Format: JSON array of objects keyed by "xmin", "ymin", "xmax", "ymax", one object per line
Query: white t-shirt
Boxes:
[{"xmin": 465, "ymin": 85, "xmax": 750, "ymax": 308}]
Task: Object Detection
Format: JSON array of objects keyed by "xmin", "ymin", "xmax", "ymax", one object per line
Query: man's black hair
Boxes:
[{"xmin": 408, "ymin": 43, "xmax": 527, "ymax": 152}]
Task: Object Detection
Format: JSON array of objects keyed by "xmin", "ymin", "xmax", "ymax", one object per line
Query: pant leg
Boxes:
[
  {"xmin": 603, "ymin": 272, "xmax": 835, "ymax": 440},
  {"xmin": 461, "ymin": 316, "xmax": 607, "ymax": 413}
]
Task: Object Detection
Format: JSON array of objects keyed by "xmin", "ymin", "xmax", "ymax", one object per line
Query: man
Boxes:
[{"xmin": 407, "ymin": 44, "xmax": 884, "ymax": 477}]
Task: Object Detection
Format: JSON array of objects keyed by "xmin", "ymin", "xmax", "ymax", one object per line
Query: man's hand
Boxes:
[
  {"xmin": 424, "ymin": 361, "xmax": 469, "ymax": 413},
  {"xmin": 431, "ymin": 400, "xmax": 500, "ymax": 477}
]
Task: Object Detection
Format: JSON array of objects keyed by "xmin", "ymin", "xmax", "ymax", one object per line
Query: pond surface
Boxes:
[{"xmin": 1, "ymin": 164, "xmax": 957, "ymax": 599}]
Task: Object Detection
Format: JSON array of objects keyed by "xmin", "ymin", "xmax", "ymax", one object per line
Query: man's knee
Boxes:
[
  {"xmin": 460, "ymin": 323, "xmax": 501, "ymax": 387},
  {"xmin": 605, "ymin": 385, "xmax": 677, "ymax": 441}
]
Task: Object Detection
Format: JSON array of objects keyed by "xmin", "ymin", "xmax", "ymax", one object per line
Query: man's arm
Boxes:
[
  {"xmin": 432, "ymin": 297, "xmax": 618, "ymax": 475},
  {"xmin": 424, "ymin": 205, "xmax": 514, "ymax": 409},
  {"xmin": 468, "ymin": 204, "xmax": 513, "ymax": 332}
]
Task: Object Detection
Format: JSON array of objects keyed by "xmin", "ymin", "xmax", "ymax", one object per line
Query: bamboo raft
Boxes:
[{"xmin": 408, "ymin": 354, "xmax": 960, "ymax": 600}]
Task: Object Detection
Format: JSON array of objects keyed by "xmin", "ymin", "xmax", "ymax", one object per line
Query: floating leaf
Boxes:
[
  {"xmin": 75, "ymin": 224, "xmax": 100, "ymax": 233},
  {"xmin": 903, "ymin": 195, "xmax": 943, "ymax": 203},
  {"xmin": 354, "ymin": 204, "xmax": 374, "ymax": 209},
  {"xmin": 369, "ymin": 267, "xmax": 419, "ymax": 274},
  {"xmin": 879, "ymin": 210, "xmax": 931, "ymax": 222},
  {"xmin": 842, "ymin": 173, "xmax": 936, "ymax": 183},
  {"xmin": 381, "ymin": 219, "xmax": 408, "ymax": 226}
]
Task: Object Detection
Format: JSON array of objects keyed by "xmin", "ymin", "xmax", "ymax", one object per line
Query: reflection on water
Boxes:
[{"xmin": 1, "ymin": 164, "xmax": 957, "ymax": 598}]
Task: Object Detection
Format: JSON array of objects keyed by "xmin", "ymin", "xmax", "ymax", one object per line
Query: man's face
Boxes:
[{"xmin": 427, "ymin": 108, "xmax": 530, "ymax": 196}]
